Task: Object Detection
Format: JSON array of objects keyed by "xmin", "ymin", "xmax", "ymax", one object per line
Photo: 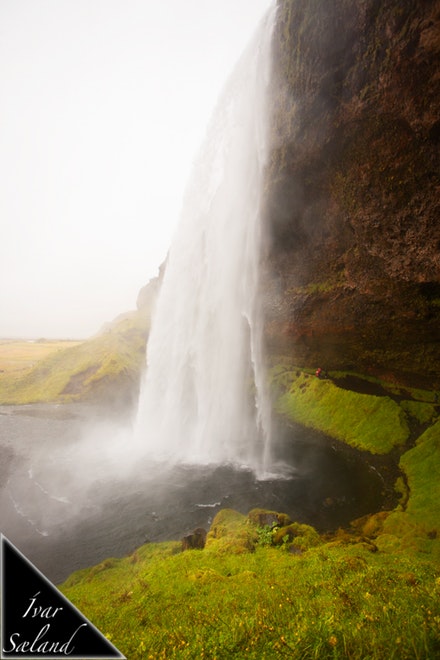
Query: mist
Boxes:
[
  {"xmin": 0, "ymin": 0, "xmax": 272, "ymax": 339},
  {"xmin": 1, "ymin": 397, "xmax": 386, "ymax": 585},
  {"xmin": 0, "ymin": 0, "xmax": 279, "ymax": 582}
]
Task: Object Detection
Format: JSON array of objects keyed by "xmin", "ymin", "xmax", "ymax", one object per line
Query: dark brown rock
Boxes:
[
  {"xmin": 248, "ymin": 508, "xmax": 292, "ymax": 528},
  {"xmin": 263, "ymin": 0, "xmax": 440, "ymax": 387},
  {"xmin": 181, "ymin": 527, "xmax": 207, "ymax": 551}
]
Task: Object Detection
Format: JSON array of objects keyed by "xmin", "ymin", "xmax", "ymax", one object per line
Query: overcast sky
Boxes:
[{"xmin": 0, "ymin": 0, "xmax": 273, "ymax": 339}]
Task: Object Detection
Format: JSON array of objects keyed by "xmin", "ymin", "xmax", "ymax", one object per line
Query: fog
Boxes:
[
  {"xmin": 0, "ymin": 401, "xmax": 386, "ymax": 583},
  {"xmin": 0, "ymin": 0, "xmax": 272, "ymax": 339},
  {"xmin": 0, "ymin": 3, "xmax": 283, "ymax": 583}
]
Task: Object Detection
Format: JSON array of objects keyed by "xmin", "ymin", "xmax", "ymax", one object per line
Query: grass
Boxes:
[
  {"xmin": 0, "ymin": 338, "xmax": 82, "ymax": 374},
  {"xmin": 3, "ymin": 336, "xmax": 438, "ymax": 657},
  {"xmin": 273, "ymin": 370, "xmax": 410, "ymax": 454},
  {"xmin": 401, "ymin": 421, "xmax": 440, "ymax": 528},
  {"xmin": 270, "ymin": 366, "xmax": 440, "ymax": 561},
  {"xmin": 380, "ymin": 421, "xmax": 440, "ymax": 556},
  {"xmin": 0, "ymin": 312, "xmax": 148, "ymax": 405},
  {"xmin": 60, "ymin": 509, "xmax": 440, "ymax": 659}
]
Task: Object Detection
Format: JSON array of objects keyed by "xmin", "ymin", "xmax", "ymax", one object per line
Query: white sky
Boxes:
[{"xmin": 0, "ymin": 0, "xmax": 273, "ymax": 339}]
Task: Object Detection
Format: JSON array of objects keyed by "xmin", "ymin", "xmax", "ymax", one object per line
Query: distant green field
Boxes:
[{"xmin": 0, "ymin": 313, "xmax": 148, "ymax": 406}]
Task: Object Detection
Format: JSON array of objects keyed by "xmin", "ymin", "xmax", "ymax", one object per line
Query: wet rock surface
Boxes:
[{"xmin": 264, "ymin": 0, "xmax": 440, "ymax": 387}]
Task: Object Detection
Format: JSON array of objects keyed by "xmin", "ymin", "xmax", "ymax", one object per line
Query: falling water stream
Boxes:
[
  {"xmin": 135, "ymin": 8, "xmax": 275, "ymax": 477},
  {"xmin": 0, "ymin": 6, "xmax": 390, "ymax": 585}
]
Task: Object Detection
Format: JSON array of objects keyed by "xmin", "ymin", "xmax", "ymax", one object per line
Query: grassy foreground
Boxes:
[
  {"xmin": 61, "ymin": 509, "xmax": 440, "ymax": 659},
  {"xmin": 3, "ymin": 340, "xmax": 439, "ymax": 656},
  {"xmin": 58, "ymin": 365, "xmax": 440, "ymax": 658}
]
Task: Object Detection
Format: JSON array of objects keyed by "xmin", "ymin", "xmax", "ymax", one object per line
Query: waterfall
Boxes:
[{"xmin": 135, "ymin": 7, "xmax": 275, "ymax": 478}]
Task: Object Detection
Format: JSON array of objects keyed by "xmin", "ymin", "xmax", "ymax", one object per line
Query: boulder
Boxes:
[{"xmin": 181, "ymin": 527, "xmax": 207, "ymax": 551}]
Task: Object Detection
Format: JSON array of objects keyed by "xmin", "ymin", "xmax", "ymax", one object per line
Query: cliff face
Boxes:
[{"xmin": 264, "ymin": 0, "xmax": 440, "ymax": 387}]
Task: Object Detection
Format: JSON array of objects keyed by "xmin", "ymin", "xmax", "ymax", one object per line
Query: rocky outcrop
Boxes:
[
  {"xmin": 181, "ymin": 528, "xmax": 207, "ymax": 551},
  {"xmin": 263, "ymin": 0, "xmax": 440, "ymax": 387},
  {"xmin": 136, "ymin": 265, "xmax": 164, "ymax": 318}
]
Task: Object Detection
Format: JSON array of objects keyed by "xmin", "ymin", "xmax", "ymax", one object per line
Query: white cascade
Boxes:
[{"xmin": 135, "ymin": 7, "xmax": 275, "ymax": 477}]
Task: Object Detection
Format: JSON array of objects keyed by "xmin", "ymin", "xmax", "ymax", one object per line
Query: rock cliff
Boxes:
[{"xmin": 263, "ymin": 0, "xmax": 440, "ymax": 388}]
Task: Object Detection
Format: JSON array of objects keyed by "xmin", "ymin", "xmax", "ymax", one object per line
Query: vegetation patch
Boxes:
[
  {"xmin": 205, "ymin": 509, "xmax": 258, "ymax": 555},
  {"xmin": 60, "ymin": 509, "xmax": 440, "ymax": 659},
  {"xmin": 0, "ymin": 339, "xmax": 82, "ymax": 374},
  {"xmin": 273, "ymin": 370, "xmax": 410, "ymax": 454},
  {"xmin": 381, "ymin": 421, "xmax": 440, "ymax": 557},
  {"xmin": 0, "ymin": 313, "xmax": 148, "ymax": 407},
  {"xmin": 270, "ymin": 366, "xmax": 440, "ymax": 562}
]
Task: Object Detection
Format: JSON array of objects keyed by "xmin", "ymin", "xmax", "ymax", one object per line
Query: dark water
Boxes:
[{"xmin": 0, "ymin": 404, "xmax": 387, "ymax": 584}]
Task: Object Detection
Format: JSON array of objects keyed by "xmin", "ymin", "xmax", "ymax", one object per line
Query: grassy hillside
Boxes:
[
  {"xmin": 271, "ymin": 367, "xmax": 439, "ymax": 454},
  {"xmin": 57, "ymin": 366, "xmax": 440, "ymax": 658},
  {"xmin": 273, "ymin": 370, "xmax": 411, "ymax": 454},
  {"xmin": 2, "ymin": 319, "xmax": 438, "ymax": 657},
  {"xmin": 271, "ymin": 366, "xmax": 440, "ymax": 554},
  {"xmin": 0, "ymin": 312, "xmax": 148, "ymax": 409},
  {"xmin": 0, "ymin": 338, "xmax": 82, "ymax": 374},
  {"xmin": 61, "ymin": 508, "xmax": 440, "ymax": 659}
]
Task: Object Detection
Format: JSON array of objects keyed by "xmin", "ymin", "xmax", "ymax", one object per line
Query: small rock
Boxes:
[{"xmin": 181, "ymin": 527, "xmax": 207, "ymax": 551}]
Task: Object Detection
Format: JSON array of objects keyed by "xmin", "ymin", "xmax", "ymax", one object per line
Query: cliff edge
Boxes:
[{"xmin": 264, "ymin": 0, "xmax": 440, "ymax": 388}]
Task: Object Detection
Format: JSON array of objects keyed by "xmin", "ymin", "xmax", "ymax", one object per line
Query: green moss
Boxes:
[
  {"xmin": 393, "ymin": 476, "xmax": 409, "ymax": 503},
  {"xmin": 60, "ymin": 509, "xmax": 440, "ymax": 659},
  {"xmin": 205, "ymin": 509, "xmax": 257, "ymax": 555},
  {"xmin": 290, "ymin": 274, "xmax": 346, "ymax": 296},
  {"xmin": 327, "ymin": 371, "xmax": 439, "ymax": 404},
  {"xmin": 272, "ymin": 522, "xmax": 322, "ymax": 551},
  {"xmin": 372, "ymin": 421, "xmax": 440, "ymax": 559},
  {"xmin": 274, "ymin": 371, "xmax": 410, "ymax": 453},
  {"xmin": 401, "ymin": 400, "xmax": 438, "ymax": 425},
  {"xmin": 350, "ymin": 511, "xmax": 390, "ymax": 539},
  {"xmin": 394, "ymin": 422, "xmax": 440, "ymax": 529}
]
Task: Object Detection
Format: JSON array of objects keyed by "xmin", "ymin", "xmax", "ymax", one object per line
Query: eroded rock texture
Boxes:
[{"xmin": 264, "ymin": 0, "xmax": 440, "ymax": 387}]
